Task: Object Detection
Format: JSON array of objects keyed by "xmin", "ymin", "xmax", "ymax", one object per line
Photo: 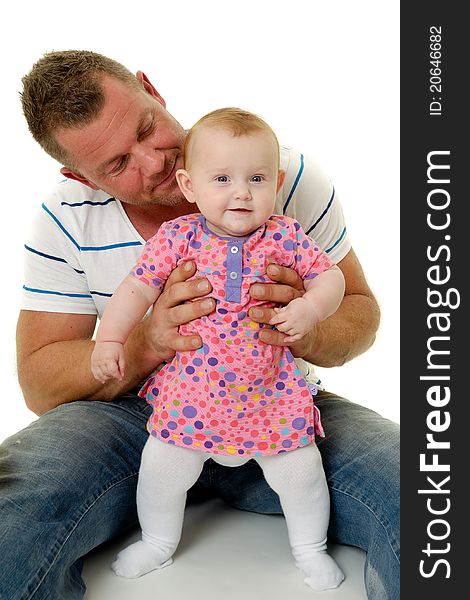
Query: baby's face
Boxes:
[{"xmin": 185, "ymin": 128, "xmax": 281, "ymax": 237}]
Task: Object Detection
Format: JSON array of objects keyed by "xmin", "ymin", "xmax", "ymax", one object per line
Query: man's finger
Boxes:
[
  {"xmin": 250, "ymin": 282, "xmax": 301, "ymax": 304},
  {"xmin": 165, "ymin": 260, "xmax": 197, "ymax": 285},
  {"xmin": 166, "ymin": 297, "xmax": 215, "ymax": 328},
  {"xmin": 284, "ymin": 333, "xmax": 303, "ymax": 343},
  {"xmin": 249, "ymin": 305, "xmax": 276, "ymax": 324},
  {"xmin": 266, "ymin": 264, "xmax": 305, "ymax": 291},
  {"xmin": 167, "ymin": 332, "xmax": 204, "ymax": 352},
  {"xmin": 161, "ymin": 275, "xmax": 213, "ymax": 309},
  {"xmin": 257, "ymin": 327, "xmax": 289, "ymax": 346}
]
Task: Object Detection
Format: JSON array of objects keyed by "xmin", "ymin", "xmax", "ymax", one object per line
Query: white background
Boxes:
[{"xmin": 0, "ymin": 0, "xmax": 399, "ymax": 442}]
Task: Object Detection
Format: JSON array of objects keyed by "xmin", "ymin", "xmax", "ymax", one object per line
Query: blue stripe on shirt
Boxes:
[
  {"xmin": 325, "ymin": 227, "xmax": 347, "ymax": 254},
  {"xmin": 23, "ymin": 285, "xmax": 92, "ymax": 299},
  {"xmin": 90, "ymin": 290, "xmax": 113, "ymax": 297},
  {"xmin": 24, "ymin": 245, "xmax": 85, "ymax": 274},
  {"xmin": 283, "ymin": 153, "xmax": 304, "ymax": 214},
  {"xmin": 61, "ymin": 197, "xmax": 116, "ymax": 207},
  {"xmin": 42, "ymin": 203, "xmax": 143, "ymax": 251},
  {"xmin": 306, "ymin": 187, "xmax": 336, "ymax": 236}
]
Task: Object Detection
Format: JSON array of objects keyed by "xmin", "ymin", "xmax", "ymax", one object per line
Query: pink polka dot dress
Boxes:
[{"xmin": 131, "ymin": 214, "xmax": 335, "ymax": 457}]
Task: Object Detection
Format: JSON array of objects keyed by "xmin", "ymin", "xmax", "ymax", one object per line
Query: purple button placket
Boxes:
[{"xmin": 225, "ymin": 239, "xmax": 244, "ymax": 302}]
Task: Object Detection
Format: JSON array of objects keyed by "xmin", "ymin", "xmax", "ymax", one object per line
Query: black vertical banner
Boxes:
[{"xmin": 401, "ymin": 2, "xmax": 466, "ymax": 598}]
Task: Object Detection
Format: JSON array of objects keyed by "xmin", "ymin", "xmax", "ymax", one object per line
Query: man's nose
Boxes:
[{"xmin": 134, "ymin": 144, "xmax": 165, "ymax": 176}]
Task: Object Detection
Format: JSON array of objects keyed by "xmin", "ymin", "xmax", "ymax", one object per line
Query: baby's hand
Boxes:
[
  {"xmin": 91, "ymin": 341, "xmax": 125, "ymax": 384},
  {"xmin": 269, "ymin": 297, "xmax": 320, "ymax": 343}
]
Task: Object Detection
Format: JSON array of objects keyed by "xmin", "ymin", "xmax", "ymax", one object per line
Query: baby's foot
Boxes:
[
  {"xmin": 112, "ymin": 540, "xmax": 173, "ymax": 578},
  {"xmin": 296, "ymin": 551, "xmax": 345, "ymax": 591}
]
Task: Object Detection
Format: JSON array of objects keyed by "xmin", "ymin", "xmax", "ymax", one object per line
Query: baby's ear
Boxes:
[
  {"xmin": 277, "ymin": 170, "xmax": 286, "ymax": 193},
  {"xmin": 175, "ymin": 169, "xmax": 196, "ymax": 203}
]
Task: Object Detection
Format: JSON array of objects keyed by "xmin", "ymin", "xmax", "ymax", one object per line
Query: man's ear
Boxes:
[
  {"xmin": 60, "ymin": 167, "xmax": 100, "ymax": 190},
  {"xmin": 136, "ymin": 71, "xmax": 166, "ymax": 108},
  {"xmin": 175, "ymin": 169, "xmax": 196, "ymax": 203},
  {"xmin": 277, "ymin": 169, "xmax": 286, "ymax": 193}
]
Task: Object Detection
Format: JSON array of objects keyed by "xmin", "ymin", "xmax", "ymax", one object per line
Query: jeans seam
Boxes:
[
  {"xmin": 94, "ymin": 399, "xmax": 151, "ymax": 421},
  {"xmin": 26, "ymin": 471, "xmax": 139, "ymax": 600},
  {"xmin": 329, "ymin": 484, "xmax": 400, "ymax": 565}
]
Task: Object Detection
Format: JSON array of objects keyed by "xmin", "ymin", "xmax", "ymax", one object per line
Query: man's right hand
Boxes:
[
  {"xmin": 141, "ymin": 260, "xmax": 215, "ymax": 363},
  {"xmin": 16, "ymin": 261, "xmax": 215, "ymax": 414}
]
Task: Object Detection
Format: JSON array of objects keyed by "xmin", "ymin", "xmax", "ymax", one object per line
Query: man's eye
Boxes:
[
  {"xmin": 110, "ymin": 156, "xmax": 128, "ymax": 175},
  {"xmin": 139, "ymin": 121, "xmax": 155, "ymax": 140}
]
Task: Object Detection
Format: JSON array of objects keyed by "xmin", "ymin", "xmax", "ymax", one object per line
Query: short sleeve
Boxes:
[
  {"xmin": 130, "ymin": 220, "xmax": 182, "ymax": 290},
  {"xmin": 291, "ymin": 220, "xmax": 336, "ymax": 280},
  {"xmin": 22, "ymin": 202, "xmax": 97, "ymax": 314}
]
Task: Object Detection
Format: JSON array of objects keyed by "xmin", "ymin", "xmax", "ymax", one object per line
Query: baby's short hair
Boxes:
[{"xmin": 183, "ymin": 107, "xmax": 279, "ymax": 169}]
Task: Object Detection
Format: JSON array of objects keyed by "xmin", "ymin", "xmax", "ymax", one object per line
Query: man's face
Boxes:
[{"xmin": 55, "ymin": 75, "xmax": 187, "ymax": 206}]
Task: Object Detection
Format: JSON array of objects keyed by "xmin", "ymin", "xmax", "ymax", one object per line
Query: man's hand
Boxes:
[
  {"xmin": 248, "ymin": 264, "xmax": 315, "ymax": 356},
  {"xmin": 249, "ymin": 250, "xmax": 380, "ymax": 368},
  {"xmin": 16, "ymin": 261, "xmax": 216, "ymax": 414},
  {"xmin": 269, "ymin": 297, "xmax": 320, "ymax": 343},
  {"xmin": 141, "ymin": 260, "xmax": 215, "ymax": 363}
]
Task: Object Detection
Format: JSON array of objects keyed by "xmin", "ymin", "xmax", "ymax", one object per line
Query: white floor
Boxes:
[{"xmin": 83, "ymin": 499, "xmax": 367, "ymax": 599}]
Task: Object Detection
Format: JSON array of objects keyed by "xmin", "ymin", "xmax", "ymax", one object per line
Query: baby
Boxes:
[{"xmin": 91, "ymin": 108, "xmax": 345, "ymax": 591}]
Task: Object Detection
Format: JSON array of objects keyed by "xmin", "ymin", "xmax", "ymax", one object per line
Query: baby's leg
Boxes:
[
  {"xmin": 112, "ymin": 436, "xmax": 207, "ymax": 578},
  {"xmin": 255, "ymin": 444, "xmax": 344, "ymax": 591}
]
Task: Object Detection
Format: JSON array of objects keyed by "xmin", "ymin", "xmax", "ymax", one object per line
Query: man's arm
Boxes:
[
  {"xmin": 16, "ymin": 262, "xmax": 215, "ymax": 415},
  {"xmin": 249, "ymin": 247, "xmax": 380, "ymax": 367}
]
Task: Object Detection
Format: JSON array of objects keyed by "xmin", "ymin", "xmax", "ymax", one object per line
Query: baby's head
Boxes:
[{"xmin": 176, "ymin": 108, "xmax": 285, "ymax": 237}]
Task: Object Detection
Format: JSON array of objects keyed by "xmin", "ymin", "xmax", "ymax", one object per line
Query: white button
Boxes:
[
  {"xmin": 229, "ymin": 271, "xmax": 238, "ymax": 279},
  {"xmin": 230, "ymin": 246, "xmax": 239, "ymax": 254}
]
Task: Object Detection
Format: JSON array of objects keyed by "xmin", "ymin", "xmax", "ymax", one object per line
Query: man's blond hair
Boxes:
[
  {"xmin": 183, "ymin": 107, "xmax": 280, "ymax": 169},
  {"xmin": 21, "ymin": 50, "xmax": 141, "ymax": 169}
]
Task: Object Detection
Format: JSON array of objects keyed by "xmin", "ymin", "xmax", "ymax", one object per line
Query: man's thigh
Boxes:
[
  {"xmin": 0, "ymin": 394, "xmax": 151, "ymax": 598},
  {"xmin": 316, "ymin": 391, "xmax": 400, "ymax": 555},
  {"xmin": 210, "ymin": 392, "xmax": 399, "ymax": 546}
]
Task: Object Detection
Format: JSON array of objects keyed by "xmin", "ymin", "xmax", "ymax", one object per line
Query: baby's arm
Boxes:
[
  {"xmin": 269, "ymin": 265, "xmax": 345, "ymax": 343},
  {"xmin": 91, "ymin": 275, "xmax": 161, "ymax": 383}
]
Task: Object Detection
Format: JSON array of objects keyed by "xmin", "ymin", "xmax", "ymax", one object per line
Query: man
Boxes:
[{"xmin": 0, "ymin": 50, "xmax": 398, "ymax": 600}]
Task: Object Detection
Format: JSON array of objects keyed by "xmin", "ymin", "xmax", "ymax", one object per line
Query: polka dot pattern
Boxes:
[{"xmin": 132, "ymin": 214, "xmax": 331, "ymax": 456}]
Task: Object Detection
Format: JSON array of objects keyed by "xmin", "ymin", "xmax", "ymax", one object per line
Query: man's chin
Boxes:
[
  {"xmin": 120, "ymin": 191, "xmax": 185, "ymax": 208},
  {"xmin": 147, "ymin": 179, "xmax": 185, "ymax": 207},
  {"xmin": 149, "ymin": 193, "xmax": 185, "ymax": 207}
]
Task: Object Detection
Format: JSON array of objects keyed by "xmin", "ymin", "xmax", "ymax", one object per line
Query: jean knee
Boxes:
[{"xmin": 0, "ymin": 398, "xmax": 149, "ymax": 600}]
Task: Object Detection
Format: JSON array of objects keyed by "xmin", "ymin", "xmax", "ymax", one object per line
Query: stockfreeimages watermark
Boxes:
[{"xmin": 417, "ymin": 149, "xmax": 460, "ymax": 579}]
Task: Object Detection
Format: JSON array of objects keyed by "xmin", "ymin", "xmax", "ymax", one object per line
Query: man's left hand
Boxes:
[{"xmin": 248, "ymin": 264, "xmax": 316, "ymax": 357}]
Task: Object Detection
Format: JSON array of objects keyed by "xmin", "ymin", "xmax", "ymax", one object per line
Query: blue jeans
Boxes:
[{"xmin": 0, "ymin": 391, "xmax": 399, "ymax": 600}]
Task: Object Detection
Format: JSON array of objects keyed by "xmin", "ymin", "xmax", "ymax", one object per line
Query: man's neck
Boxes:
[{"xmin": 123, "ymin": 200, "xmax": 195, "ymax": 241}]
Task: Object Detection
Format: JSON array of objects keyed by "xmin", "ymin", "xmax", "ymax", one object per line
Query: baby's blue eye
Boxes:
[{"xmin": 251, "ymin": 175, "xmax": 264, "ymax": 183}]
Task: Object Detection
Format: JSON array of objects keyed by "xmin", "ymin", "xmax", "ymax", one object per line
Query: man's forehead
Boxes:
[
  {"xmin": 99, "ymin": 72, "xmax": 141, "ymax": 95},
  {"xmin": 57, "ymin": 83, "xmax": 155, "ymax": 171}
]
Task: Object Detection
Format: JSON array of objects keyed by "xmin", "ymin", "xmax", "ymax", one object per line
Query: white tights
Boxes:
[{"xmin": 112, "ymin": 436, "xmax": 344, "ymax": 591}]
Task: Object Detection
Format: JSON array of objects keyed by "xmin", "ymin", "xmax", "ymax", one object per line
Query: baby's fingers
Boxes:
[
  {"xmin": 92, "ymin": 367, "xmax": 111, "ymax": 384},
  {"xmin": 269, "ymin": 311, "xmax": 289, "ymax": 326},
  {"xmin": 272, "ymin": 321, "xmax": 294, "ymax": 334},
  {"xmin": 117, "ymin": 354, "xmax": 126, "ymax": 380},
  {"xmin": 95, "ymin": 361, "xmax": 121, "ymax": 383}
]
